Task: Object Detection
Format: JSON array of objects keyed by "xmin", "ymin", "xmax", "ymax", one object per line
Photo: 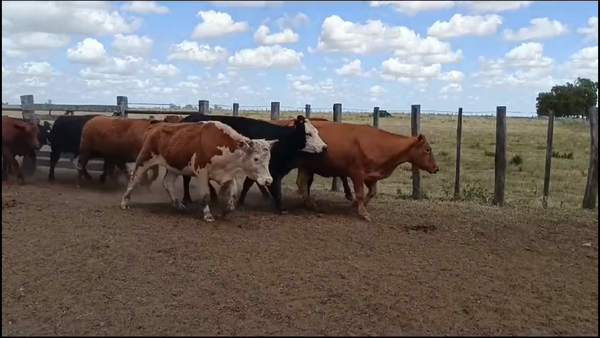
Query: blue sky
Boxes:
[{"xmin": 1, "ymin": 1, "xmax": 598, "ymax": 115}]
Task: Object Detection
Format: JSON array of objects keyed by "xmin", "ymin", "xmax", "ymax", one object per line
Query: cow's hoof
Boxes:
[
  {"xmin": 360, "ymin": 214, "xmax": 373, "ymax": 222},
  {"xmin": 173, "ymin": 201, "xmax": 187, "ymax": 211},
  {"xmin": 278, "ymin": 208, "xmax": 288, "ymax": 215},
  {"xmin": 120, "ymin": 203, "xmax": 130, "ymax": 210},
  {"xmin": 202, "ymin": 214, "xmax": 215, "ymax": 222}
]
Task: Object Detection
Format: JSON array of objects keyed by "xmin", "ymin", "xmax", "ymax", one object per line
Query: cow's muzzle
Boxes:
[{"xmin": 258, "ymin": 177, "xmax": 273, "ymax": 187}]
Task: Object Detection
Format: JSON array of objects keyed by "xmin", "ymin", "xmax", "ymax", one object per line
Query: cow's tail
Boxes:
[{"xmin": 72, "ymin": 155, "xmax": 82, "ymax": 170}]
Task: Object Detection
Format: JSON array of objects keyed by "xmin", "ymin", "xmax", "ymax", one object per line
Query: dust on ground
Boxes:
[{"xmin": 2, "ymin": 168, "xmax": 598, "ymax": 336}]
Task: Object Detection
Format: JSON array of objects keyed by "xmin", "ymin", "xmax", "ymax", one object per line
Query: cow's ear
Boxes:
[
  {"xmin": 267, "ymin": 139, "xmax": 279, "ymax": 149},
  {"xmin": 417, "ymin": 133, "xmax": 424, "ymax": 142},
  {"xmin": 238, "ymin": 140, "xmax": 251, "ymax": 149},
  {"xmin": 296, "ymin": 115, "xmax": 306, "ymax": 122}
]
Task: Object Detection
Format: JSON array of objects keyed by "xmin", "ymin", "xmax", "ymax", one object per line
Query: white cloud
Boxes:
[
  {"xmin": 381, "ymin": 58, "xmax": 442, "ymax": 79},
  {"xmin": 2, "ymin": 32, "xmax": 70, "ymax": 58},
  {"xmin": 112, "ymin": 34, "xmax": 154, "ymax": 57},
  {"xmin": 167, "ymin": 40, "xmax": 228, "ymax": 64},
  {"xmin": 66, "ymin": 38, "xmax": 107, "ymax": 64},
  {"xmin": 208, "ymin": 1, "xmax": 284, "ymax": 7},
  {"xmin": 2, "ymin": 1, "xmax": 141, "ymax": 37},
  {"xmin": 370, "ymin": 1, "xmax": 455, "ymax": 17},
  {"xmin": 502, "ymin": 18, "xmax": 569, "ymax": 42},
  {"xmin": 438, "ymin": 70, "xmax": 465, "ymax": 83},
  {"xmin": 276, "ymin": 12, "xmax": 310, "ymax": 29},
  {"xmin": 427, "ymin": 14, "xmax": 503, "ymax": 40},
  {"xmin": 368, "ymin": 85, "xmax": 386, "ymax": 98},
  {"xmin": 312, "ymin": 15, "xmax": 459, "ymax": 59},
  {"xmin": 578, "ymin": 17, "xmax": 598, "ymax": 43},
  {"xmin": 228, "ymin": 45, "xmax": 303, "ymax": 69},
  {"xmin": 191, "ymin": 11, "xmax": 249, "ymax": 40},
  {"xmin": 370, "ymin": 1, "xmax": 531, "ymax": 16},
  {"xmin": 152, "ymin": 64, "xmax": 181, "ymax": 78},
  {"xmin": 254, "ymin": 26, "xmax": 299, "ymax": 45},
  {"xmin": 286, "ymin": 74, "xmax": 312, "ymax": 82},
  {"xmin": 563, "ymin": 46, "xmax": 598, "ymax": 79},
  {"xmin": 504, "ymin": 42, "xmax": 553, "ymax": 68},
  {"xmin": 335, "ymin": 59, "xmax": 363, "ymax": 76},
  {"xmin": 440, "ymin": 83, "xmax": 462, "ymax": 94},
  {"xmin": 120, "ymin": 1, "xmax": 170, "ymax": 15}
]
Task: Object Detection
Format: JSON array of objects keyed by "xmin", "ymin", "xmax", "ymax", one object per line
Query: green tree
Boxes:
[{"xmin": 536, "ymin": 77, "xmax": 598, "ymax": 118}]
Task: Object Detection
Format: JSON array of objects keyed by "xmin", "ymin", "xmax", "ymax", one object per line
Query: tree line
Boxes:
[{"xmin": 536, "ymin": 77, "xmax": 598, "ymax": 119}]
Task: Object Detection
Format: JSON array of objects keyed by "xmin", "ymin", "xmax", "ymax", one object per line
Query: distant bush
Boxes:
[
  {"xmin": 509, "ymin": 154, "xmax": 523, "ymax": 166},
  {"xmin": 552, "ymin": 151, "xmax": 574, "ymax": 160}
]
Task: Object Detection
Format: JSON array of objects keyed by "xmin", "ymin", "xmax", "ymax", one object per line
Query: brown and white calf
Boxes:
[{"xmin": 120, "ymin": 121, "xmax": 276, "ymax": 222}]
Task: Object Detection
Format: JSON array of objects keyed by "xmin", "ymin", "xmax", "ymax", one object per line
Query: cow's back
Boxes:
[
  {"xmin": 50, "ymin": 115, "xmax": 99, "ymax": 153},
  {"xmin": 81, "ymin": 116, "xmax": 151, "ymax": 162},
  {"xmin": 182, "ymin": 114, "xmax": 289, "ymax": 140}
]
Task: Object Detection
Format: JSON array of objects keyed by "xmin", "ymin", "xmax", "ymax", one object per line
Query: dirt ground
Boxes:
[{"xmin": 2, "ymin": 168, "xmax": 598, "ymax": 336}]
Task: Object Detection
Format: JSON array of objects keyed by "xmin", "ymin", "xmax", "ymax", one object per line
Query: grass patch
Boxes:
[
  {"xmin": 552, "ymin": 151, "xmax": 574, "ymax": 160},
  {"xmin": 484, "ymin": 150, "xmax": 495, "ymax": 157},
  {"xmin": 509, "ymin": 154, "xmax": 523, "ymax": 166}
]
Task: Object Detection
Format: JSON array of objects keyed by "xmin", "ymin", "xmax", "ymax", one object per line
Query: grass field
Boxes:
[{"xmin": 237, "ymin": 111, "xmax": 595, "ymax": 211}]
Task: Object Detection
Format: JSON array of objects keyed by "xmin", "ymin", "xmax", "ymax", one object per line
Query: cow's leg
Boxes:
[
  {"xmin": 2, "ymin": 146, "xmax": 25, "ymax": 184},
  {"xmin": 48, "ymin": 148, "xmax": 61, "ymax": 181},
  {"xmin": 349, "ymin": 174, "xmax": 371, "ymax": 222},
  {"xmin": 141, "ymin": 164, "xmax": 159, "ymax": 191},
  {"xmin": 363, "ymin": 180, "xmax": 378, "ymax": 206},
  {"xmin": 182, "ymin": 175, "xmax": 194, "ymax": 205},
  {"xmin": 75, "ymin": 150, "xmax": 92, "ymax": 188},
  {"xmin": 237, "ymin": 177, "xmax": 256, "ymax": 206},
  {"xmin": 120, "ymin": 161, "xmax": 156, "ymax": 210},
  {"xmin": 100, "ymin": 160, "xmax": 113, "ymax": 184},
  {"xmin": 296, "ymin": 168, "xmax": 318, "ymax": 210},
  {"xmin": 220, "ymin": 179, "xmax": 238, "ymax": 220},
  {"xmin": 267, "ymin": 175, "xmax": 287, "ymax": 214},
  {"xmin": 114, "ymin": 162, "xmax": 129, "ymax": 182},
  {"xmin": 162, "ymin": 170, "xmax": 186, "ymax": 211},
  {"xmin": 194, "ymin": 169, "xmax": 215, "ymax": 222},
  {"xmin": 209, "ymin": 182, "xmax": 219, "ymax": 204},
  {"xmin": 340, "ymin": 176, "xmax": 354, "ymax": 201},
  {"xmin": 257, "ymin": 184, "xmax": 271, "ymax": 200}
]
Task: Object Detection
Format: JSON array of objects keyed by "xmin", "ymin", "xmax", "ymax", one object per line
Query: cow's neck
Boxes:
[{"xmin": 371, "ymin": 134, "xmax": 416, "ymax": 180}]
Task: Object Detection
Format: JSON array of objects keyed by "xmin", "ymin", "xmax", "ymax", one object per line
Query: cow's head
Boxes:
[
  {"xmin": 408, "ymin": 134, "xmax": 439, "ymax": 174},
  {"xmin": 14, "ymin": 121, "xmax": 41, "ymax": 150},
  {"xmin": 163, "ymin": 115, "xmax": 183, "ymax": 123},
  {"xmin": 291, "ymin": 115, "xmax": 327, "ymax": 154},
  {"xmin": 238, "ymin": 139, "xmax": 277, "ymax": 186},
  {"xmin": 37, "ymin": 121, "xmax": 51, "ymax": 146}
]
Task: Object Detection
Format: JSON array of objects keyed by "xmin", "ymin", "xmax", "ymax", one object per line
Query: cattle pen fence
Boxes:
[{"xmin": 2, "ymin": 94, "xmax": 598, "ymax": 210}]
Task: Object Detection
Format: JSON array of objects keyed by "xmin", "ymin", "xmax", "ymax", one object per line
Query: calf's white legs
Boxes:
[
  {"xmin": 195, "ymin": 168, "xmax": 215, "ymax": 222},
  {"xmin": 120, "ymin": 161, "xmax": 156, "ymax": 210},
  {"xmin": 220, "ymin": 179, "xmax": 238, "ymax": 219},
  {"xmin": 162, "ymin": 170, "xmax": 185, "ymax": 210}
]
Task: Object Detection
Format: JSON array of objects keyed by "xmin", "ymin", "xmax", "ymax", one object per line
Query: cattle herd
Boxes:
[{"xmin": 2, "ymin": 113, "xmax": 439, "ymax": 222}]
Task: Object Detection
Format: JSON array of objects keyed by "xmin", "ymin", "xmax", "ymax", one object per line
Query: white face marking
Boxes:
[
  {"xmin": 239, "ymin": 139, "xmax": 274, "ymax": 186},
  {"xmin": 302, "ymin": 122, "xmax": 327, "ymax": 154}
]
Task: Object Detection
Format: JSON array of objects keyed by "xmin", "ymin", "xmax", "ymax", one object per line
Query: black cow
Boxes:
[
  {"xmin": 179, "ymin": 114, "xmax": 328, "ymax": 213},
  {"xmin": 48, "ymin": 114, "xmax": 128, "ymax": 182}
]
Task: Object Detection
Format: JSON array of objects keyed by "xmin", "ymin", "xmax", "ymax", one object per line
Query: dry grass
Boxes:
[{"xmin": 240, "ymin": 111, "xmax": 594, "ymax": 211}]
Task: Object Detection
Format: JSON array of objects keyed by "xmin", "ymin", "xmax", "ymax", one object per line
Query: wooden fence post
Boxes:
[
  {"xmin": 493, "ymin": 106, "xmax": 507, "ymax": 206},
  {"xmin": 198, "ymin": 100, "xmax": 209, "ymax": 115},
  {"xmin": 233, "ymin": 103, "xmax": 239, "ymax": 116},
  {"xmin": 305, "ymin": 104, "xmax": 311, "ymax": 118},
  {"xmin": 583, "ymin": 107, "xmax": 599, "ymax": 209},
  {"xmin": 270, "ymin": 102, "xmax": 280, "ymax": 120},
  {"xmin": 20, "ymin": 95, "xmax": 36, "ymax": 121},
  {"xmin": 454, "ymin": 107, "xmax": 463, "ymax": 199},
  {"xmin": 372, "ymin": 106, "xmax": 380, "ymax": 195},
  {"xmin": 116, "ymin": 96, "xmax": 128, "ymax": 117},
  {"xmin": 542, "ymin": 110, "xmax": 555, "ymax": 209},
  {"xmin": 331, "ymin": 103, "xmax": 343, "ymax": 192},
  {"xmin": 411, "ymin": 104, "xmax": 421, "ymax": 199}
]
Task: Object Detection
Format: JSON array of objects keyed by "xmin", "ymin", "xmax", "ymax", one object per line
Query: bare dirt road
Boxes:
[{"xmin": 2, "ymin": 168, "xmax": 598, "ymax": 336}]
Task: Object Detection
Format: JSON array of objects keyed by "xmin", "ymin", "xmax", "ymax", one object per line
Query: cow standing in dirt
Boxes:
[
  {"xmin": 178, "ymin": 114, "xmax": 328, "ymax": 214},
  {"xmin": 76, "ymin": 116, "xmax": 181, "ymax": 188},
  {"xmin": 2, "ymin": 116, "xmax": 41, "ymax": 184},
  {"xmin": 248, "ymin": 120, "xmax": 439, "ymax": 221},
  {"xmin": 120, "ymin": 121, "xmax": 276, "ymax": 222}
]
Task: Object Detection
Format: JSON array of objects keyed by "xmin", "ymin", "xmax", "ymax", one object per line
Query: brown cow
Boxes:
[
  {"xmin": 120, "ymin": 121, "xmax": 276, "ymax": 222},
  {"xmin": 2, "ymin": 116, "xmax": 41, "ymax": 184},
  {"xmin": 76, "ymin": 116, "xmax": 177, "ymax": 188},
  {"xmin": 247, "ymin": 120, "xmax": 439, "ymax": 221}
]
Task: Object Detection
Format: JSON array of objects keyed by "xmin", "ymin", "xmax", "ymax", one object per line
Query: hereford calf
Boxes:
[
  {"xmin": 120, "ymin": 121, "xmax": 276, "ymax": 222},
  {"xmin": 2, "ymin": 116, "xmax": 41, "ymax": 184},
  {"xmin": 76, "ymin": 116, "xmax": 178, "ymax": 188},
  {"xmin": 293, "ymin": 121, "xmax": 439, "ymax": 221}
]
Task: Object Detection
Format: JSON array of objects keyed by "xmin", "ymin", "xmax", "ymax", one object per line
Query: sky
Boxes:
[{"xmin": 1, "ymin": 1, "xmax": 598, "ymax": 116}]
